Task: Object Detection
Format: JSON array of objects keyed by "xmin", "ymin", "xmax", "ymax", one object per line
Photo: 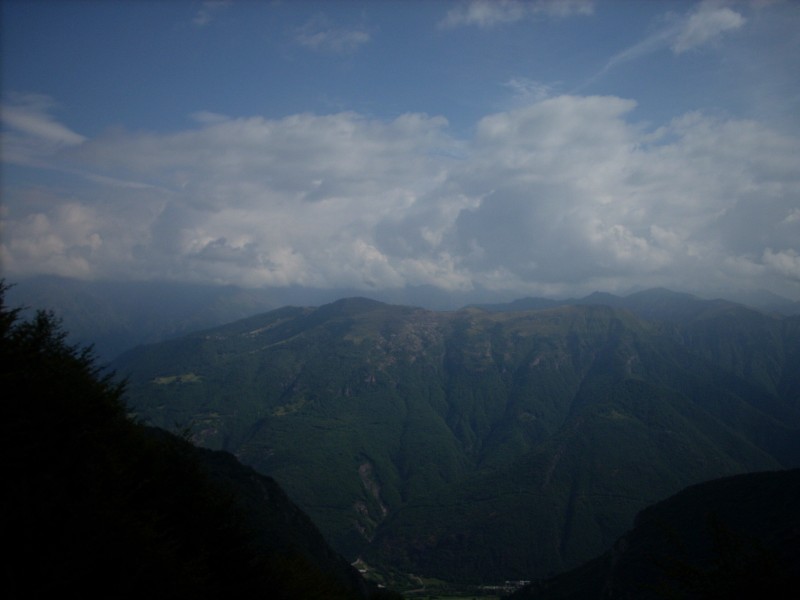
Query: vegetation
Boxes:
[
  {"xmin": 7, "ymin": 277, "xmax": 800, "ymax": 594},
  {"xmin": 113, "ymin": 293, "xmax": 800, "ymax": 583},
  {"xmin": 2, "ymin": 282, "xmax": 393, "ymax": 599},
  {"xmin": 507, "ymin": 468, "xmax": 800, "ymax": 599}
]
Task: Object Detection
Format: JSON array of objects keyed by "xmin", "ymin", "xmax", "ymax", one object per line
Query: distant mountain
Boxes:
[
  {"xmin": 479, "ymin": 285, "xmax": 800, "ymax": 317},
  {"xmin": 5, "ymin": 276, "xmax": 281, "ymax": 362},
  {"xmin": 474, "ymin": 287, "xmax": 742, "ymax": 322},
  {"xmin": 476, "ymin": 287, "xmax": 800, "ymax": 403},
  {"xmin": 508, "ymin": 468, "xmax": 800, "ymax": 599},
  {"xmin": 113, "ymin": 292, "xmax": 800, "ymax": 583},
  {"xmin": 725, "ymin": 288, "xmax": 800, "ymax": 316},
  {"xmin": 5, "ymin": 276, "xmax": 501, "ymax": 362},
  {"xmin": 9, "ymin": 276, "xmax": 799, "ymax": 364},
  {"xmin": 1, "ymin": 285, "xmax": 385, "ymax": 599}
]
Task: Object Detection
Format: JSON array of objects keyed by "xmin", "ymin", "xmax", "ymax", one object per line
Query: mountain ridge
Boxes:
[
  {"xmin": 113, "ymin": 289, "xmax": 800, "ymax": 582},
  {"xmin": 9, "ymin": 276, "xmax": 800, "ymax": 363}
]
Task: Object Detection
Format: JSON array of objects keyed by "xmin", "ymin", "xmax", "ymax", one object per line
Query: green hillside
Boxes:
[{"xmin": 113, "ymin": 292, "xmax": 800, "ymax": 583}]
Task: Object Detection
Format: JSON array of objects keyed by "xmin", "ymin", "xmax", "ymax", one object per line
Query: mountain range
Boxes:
[
  {"xmin": 8, "ymin": 276, "xmax": 800, "ymax": 364},
  {"xmin": 111, "ymin": 288, "xmax": 800, "ymax": 583}
]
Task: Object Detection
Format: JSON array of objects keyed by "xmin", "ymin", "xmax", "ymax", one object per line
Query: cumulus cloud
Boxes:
[
  {"xmin": 2, "ymin": 93, "xmax": 799, "ymax": 299},
  {"xmin": 2, "ymin": 106, "xmax": 462, "ymax": 289},
  {"xmin": 440, "ymin": 0, "xmax": 593, "ymax": 29}
]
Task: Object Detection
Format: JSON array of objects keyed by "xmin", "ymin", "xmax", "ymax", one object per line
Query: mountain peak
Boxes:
[
  {"xmin": 321, "ymin": 296, "xmax": 388, "ymax": 313},
  {"xmin": 581, "ymin": 291, "xmax": 622, "ymax": 304}
]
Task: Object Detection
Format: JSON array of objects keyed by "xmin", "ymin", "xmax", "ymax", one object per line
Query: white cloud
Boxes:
[
  {"xmin": 1, "ymin": 93, "xmax": 86, "ymax": 167},
  {"xmin": 763, "ymin": 249, "xmax": 800, "ymax": 280},
  {"xmin": 440, "ymin": 0, "xmax": 592, "ymax": 29},
  {"xmin": 2, "ymin": 93, "xmax": 799, "ymax": 299},
  {"xmin": 504, "ymin": 78, "xmax": 557, "ymax": 104},
  {"xmin": 589, "ymin": 1, "xmax": 746, "ymax": 85},
  {"xmin": 2, "ymin": 109, "xmax": 458, "ymax": 289},
  {"xmin": 1, "ymin": 199, "xmax": 102, "ymax": 279},
  {"xmin": 671, "ymin": 3, "xmax": 746, "ymax": 54},
  {"xmin": 439, "ymin": 95, "xmax": 798, "ymax": 295},
  {"xmin": 192, "ymin": 1, "xmax": 231, "ymax": 28},
  {"xmin": 295, "ymin": 15, "xmax": 371, "ymax": 54},
  {"xmin": 441, "ymin": 0, "xmax": 527, "ymax": 28}
]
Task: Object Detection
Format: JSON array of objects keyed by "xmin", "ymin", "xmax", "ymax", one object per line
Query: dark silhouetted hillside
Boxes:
[
  {"xmin": 1, "ymin": 282, "xmax": 391, "ymax": 600},
  {"xmin": 508, "ymin": 468, "xmax": 800, "ymax": 599}
]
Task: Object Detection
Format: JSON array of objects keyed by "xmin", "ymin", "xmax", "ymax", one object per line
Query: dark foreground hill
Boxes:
[
  {"xmin": 1, "ymin": 284, "xmax": 388, "ymax": 600},
  {"xmin": 113, "ymin": 291, "xmax": 800, "ymax": 583},
  {"xmin": 508, "ymin": 468, "xmax": 800, "ymax": 599}
]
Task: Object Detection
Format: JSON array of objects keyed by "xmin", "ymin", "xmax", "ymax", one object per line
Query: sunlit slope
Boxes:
[{"xmin": 114, "ymin": 293, "xmax": 800, "ymax": 582}]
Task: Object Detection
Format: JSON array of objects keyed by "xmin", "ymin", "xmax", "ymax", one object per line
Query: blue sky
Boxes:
[{"xmin": 2, "ymin": 0, "xmax": 799, "ymax": 301}]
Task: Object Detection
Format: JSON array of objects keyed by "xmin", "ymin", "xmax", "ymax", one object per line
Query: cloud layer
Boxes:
[{"xmin": 2, "ymin": 91, "xmax": 799, "ymax": 299}]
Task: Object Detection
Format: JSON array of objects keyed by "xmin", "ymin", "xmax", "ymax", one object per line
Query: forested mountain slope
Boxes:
[{"xmin": 114, "ymin": 291, "xmax": 800, "ymax": 582}]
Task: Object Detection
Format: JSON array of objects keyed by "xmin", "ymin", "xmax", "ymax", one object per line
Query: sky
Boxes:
[{"xmin": 2, "ymin": 0, "xmax": 800, "ymax": 303}]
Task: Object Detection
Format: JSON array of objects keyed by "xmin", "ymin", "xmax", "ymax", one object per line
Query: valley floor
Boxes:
[{"xmin": 355, "ymin": 559, "xmax": 525, "ymax": 599}]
